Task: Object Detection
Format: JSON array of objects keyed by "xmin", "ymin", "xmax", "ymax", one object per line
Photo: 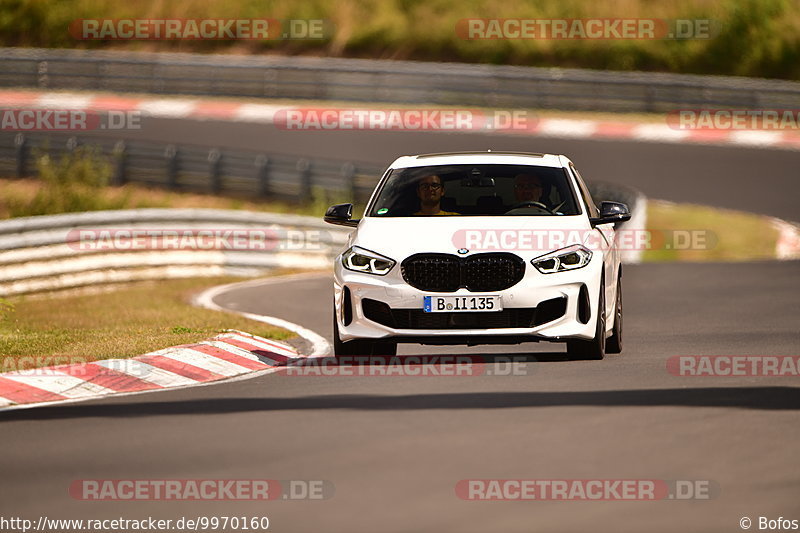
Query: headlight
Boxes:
[
  {"xmin": 531, "ymin": 245, "xmax": 592, "ymax": 274},
  {"xmin": 341, "ymin": 246, "xmax": 395, "ymax": 275}
]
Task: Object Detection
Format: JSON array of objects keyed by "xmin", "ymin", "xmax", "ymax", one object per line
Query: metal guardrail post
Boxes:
[
  {"xmin": 263, "ymin": 70, "xmax": 277, "ymax": 98},
  {"xmin": 112, "ymin": 140, "xmax": 127, "ymax": 186},
  {"xmin": 165, "ymin": 144, "xmax": 179, "ymax": 189},
  {"xmin": 208, "ymin": 148, "xmax": 222, "ymax": 194},
  {"xmin": 66, "ymin": 136, "xmax": 79, "ymax": 153},
  {"xmin": 342, "ymin": 162, "xmax": 356, "ymax": 202},
  {"xmin": 297, "ymin": 158, "xmax": 311, "ymax": 201},
  {"xmin": 14, "ymin": 133, "xmax": 27, "ymax": 178},
  {"xmin": 255, "ymin": 155, "xmax": 270, "ymax": 197},
  {"xmin": 36, "ymin": 60, "xmax": 48, "ymax": 88},
  {"xmin": 645, "ymin": 86, "xmax": 656, "ymax": 113}
]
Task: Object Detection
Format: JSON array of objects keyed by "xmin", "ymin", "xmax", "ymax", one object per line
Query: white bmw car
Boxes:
[{"xmin": 324, "ymin": 151, "xmax": 630, "ymax": 360}]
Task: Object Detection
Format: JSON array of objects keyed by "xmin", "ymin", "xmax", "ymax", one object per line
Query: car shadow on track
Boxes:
[
  {"xmin": 2, "ymin": 387, "xmax": 799, "ymax": 421},
  {"xmin": 297, "ymin": 352, "xmax": 570, "ymax": 363}
]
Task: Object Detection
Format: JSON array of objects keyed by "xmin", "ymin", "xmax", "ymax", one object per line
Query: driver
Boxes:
[
  {"xmin": 414, "ymin": 174, "xmax": 459, "ymax": 215},
  {"xmin": 513, "ymin": 173, "xmax": 545, "ymax": 204}
]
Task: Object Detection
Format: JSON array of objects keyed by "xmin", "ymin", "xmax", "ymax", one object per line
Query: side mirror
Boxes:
[
  {"xmin": 324, "ymin": 203, "xmax": 360, "ymax": 227},
  {"xmin": 590, "ymin": 201, "xmax": 631, "ymax": 227}
]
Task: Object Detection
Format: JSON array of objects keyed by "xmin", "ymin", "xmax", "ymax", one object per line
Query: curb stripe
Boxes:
[
  {"xmin": 137, "ymin": 354, "xmax": 224, "ymax": 381},
  {"xmin": 684, "ymin": 129, "xmax": 732, "ymax": 142},
  {"xmin": 225, "ymin": 333, "xmax": 298, "ymax": 357},
  {"xmin": 0, "ymin": 375, "xmax": 67, "ymax": 403},
  {"xmin": 538, "ymin": 119, "xmax": 597, "ymax": 138},
  {"xmin": 1, "ymin": 91, "xmax": 40, "ymax": 106},
  {"xmin": 88, "ymin": 96, "xmax": 145, "ymax": 111},
  {"xmin": 0, "ymin": 372, "xmax": 116, "ymax": 399},
  {"xmin": 161, "ymin": 348, "xmax": 255, "ymax": 377},
  {"xmin": 199, "ymin": 339, "xmax": 283, "ymax": 365},
  {"xmin": 93, "ymin": 359, "xmax": 200, "ymax": 388},
  {"xmin": 3, "ymin": 89, "xmax": 799, "ymax": 150},
  {"xmin": 219, "ymin": 338, "xmax": 293, "ymax": 363},
  {"xmin": 75, "ymin": 363, "xmax": 162, "ymax": 393},
  {"xmin": 188, "ymin": 344, "xmax": 270, "ymax": 371},
  {"xmin": 136, "ymin": 99, "xmax": 197, "ymax": 118},
  {"xmin": 594, "ymin": 122, "xmax": 637, "ymax": 137},
  {"xmin": 36, "ymin": 93, "xmax": 93, "ymax": 110},
  {"xmin": 193, "ymin": 102, "xmax": 242, "ymax": 119}
]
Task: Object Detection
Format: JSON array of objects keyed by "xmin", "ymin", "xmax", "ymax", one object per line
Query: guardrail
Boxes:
[
  {"xmin": 0, "ymin": 132, "xmax": 645, "ymax": 212},
  {"xmin": 2, "ymin": 47, "xmax": 799, "ymax": 113},
  {"xmin": 0, "ymin": 131, "xmax": 386, "ymax": 203},
  {"xmin": 0, "ymin": 208, "xmax": 351, "ymax": 296},
  {"xmin": 0, "ymin": 178, "xmax": 645, "ymax": 296}
]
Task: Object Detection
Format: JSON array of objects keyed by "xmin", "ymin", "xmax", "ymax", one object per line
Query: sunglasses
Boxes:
[{"xmin": 418, "ymin": 183, "xmax": 443, "ymax": 190}]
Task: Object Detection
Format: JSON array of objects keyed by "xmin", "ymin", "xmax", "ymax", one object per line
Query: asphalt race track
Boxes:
[{"xmin": 1, "ymin": 118, "xmax": 799, "ymax": 532}]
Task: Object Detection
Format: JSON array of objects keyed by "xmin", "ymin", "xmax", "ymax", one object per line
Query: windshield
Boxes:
[{"xmin": 367, "ymin": 164, "xmax": 581, "ymax": 217}]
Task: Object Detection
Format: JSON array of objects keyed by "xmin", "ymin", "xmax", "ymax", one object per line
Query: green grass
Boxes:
[
  {"xmin": 643, "ymin": 201, "xmax": 780, "ymax": 262},
  {"xmin": 0, "ymin": 276, "xmax": 295, "ymax": 365},
  {"xmin": 0, "ymin": 0, "xmax": 798, "ymax": 79}
]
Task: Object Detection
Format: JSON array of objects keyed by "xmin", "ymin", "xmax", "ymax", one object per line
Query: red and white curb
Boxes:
[
  {"xmin": 2, "ymin": 90, "xmax": 800, "ymax": 150},
  {"xmin": 0, "ymin": 330, "xmax": 301, "ymax": 410},
  {"xmin": 192, "ymin": 272, "xmax": 332, "ymax": 357}
]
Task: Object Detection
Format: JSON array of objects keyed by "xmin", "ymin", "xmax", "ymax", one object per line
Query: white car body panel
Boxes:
[{"xmin": 332, "ymin": 152, "xmax": 623, "ymax": 347}]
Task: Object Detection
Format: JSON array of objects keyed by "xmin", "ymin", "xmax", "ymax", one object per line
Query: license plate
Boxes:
[{"xmin": 423, "ymin": 295, "xmax": 502, "ymax": 313}]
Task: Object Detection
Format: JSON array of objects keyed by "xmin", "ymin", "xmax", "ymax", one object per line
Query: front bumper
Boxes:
[{"xmin": 334, "ymin": 253, "xmax": 603, "ymax": 345}]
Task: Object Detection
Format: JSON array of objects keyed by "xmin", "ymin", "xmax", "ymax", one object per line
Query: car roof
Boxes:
[{"xmin": 389, "ymin": 151, "xmax": 568, "ymax": 169}]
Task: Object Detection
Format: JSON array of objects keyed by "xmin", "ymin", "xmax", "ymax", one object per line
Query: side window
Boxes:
[{"xmin": 570, "ymin": 164, "xmax": 599, "ymax": 218}]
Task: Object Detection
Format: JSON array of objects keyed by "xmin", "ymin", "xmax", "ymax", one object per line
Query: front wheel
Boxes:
[
  {"xmin": 566, "ymin": 279, "xmax": 606, "ymax": 360},
  {"xmin": 606, "ymin": 274, "xmax": 623, "ymax": 354}
]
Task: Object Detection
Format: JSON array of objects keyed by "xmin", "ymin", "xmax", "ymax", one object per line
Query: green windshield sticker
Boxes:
[{"xmin": 377, "ymin": 208, "xmax": 389, "ymax": 214}]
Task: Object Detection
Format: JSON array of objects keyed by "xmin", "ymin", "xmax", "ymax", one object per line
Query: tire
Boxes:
[
  {"xmin": 333, "ymin": 309, "xmax": 397, "ymax": 357},
  {"xmin": 371, "ymin": 340, "xmax": 398, "ymax": 357},
  {"xmin": 606, "ymin": 274, "xmax": 623, "ymax": 354},
  {"xmin": 566, "ymin": 278, "xmax": 606, "ymax": 360}
]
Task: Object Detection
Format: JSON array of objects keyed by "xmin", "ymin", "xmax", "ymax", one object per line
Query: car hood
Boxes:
[{"xmin": 349, "ymin": 215, "xmax": 594, "ymax": 259}]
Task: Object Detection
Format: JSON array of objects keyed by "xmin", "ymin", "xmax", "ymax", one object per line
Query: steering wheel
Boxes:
[{"xmin": 505, "ymin": 201, "xmax": 556, "ymax": 214}]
